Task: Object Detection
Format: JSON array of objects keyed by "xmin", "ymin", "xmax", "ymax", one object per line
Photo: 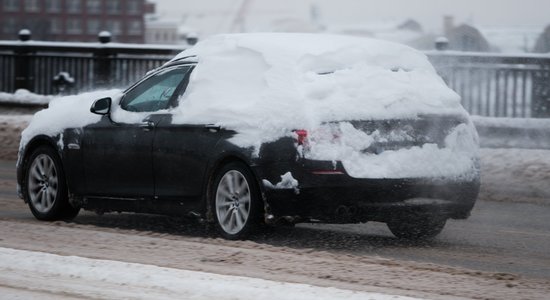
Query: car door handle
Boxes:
[
  {"xmin": 140, "ymin": 121, "xmax": 155, "ymax": 131},
  {"xmin": 205, "ymin": 124, "xmax": 220, "ymax": 132}
]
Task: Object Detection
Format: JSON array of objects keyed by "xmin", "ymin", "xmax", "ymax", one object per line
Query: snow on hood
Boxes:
[
  {"xmin": 169, "ymin": 33, "xmax": 467, "ymax": 148},
  {"xmin": 19, "ymin": 90, "xmax": 122, "ymax": 152}
]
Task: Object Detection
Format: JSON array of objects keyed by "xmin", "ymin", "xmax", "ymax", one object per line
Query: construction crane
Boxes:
[{"xmin": 229, "ymin": 0, "xmax": 253, "ymax": 33}]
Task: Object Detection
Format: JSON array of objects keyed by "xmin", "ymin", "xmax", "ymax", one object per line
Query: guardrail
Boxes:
[
  {"xmin": 1, "ymin": 36, "xmax": 550, "ymax": 118},
  {"xmin": 0, "ymin": 36, "xmax": 184, "ymax": 95},
  {"xmin": 427, "ymin": 51, "xmax": 550, "ymax": 118}
]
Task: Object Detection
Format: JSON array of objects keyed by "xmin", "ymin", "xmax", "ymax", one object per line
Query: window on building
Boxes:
[
  {"xmin": 49, "ymin": 18, "xmax": 62, "ymax": 34},
  {"xmin": 67, "ymin": 19, "xmax": 83, "ymax": 34},
  {"xmin": 106, "ymin": 20, "xmax": 122, "ymax": 35},
  {"xmin": 3, "ymin": 0, "xmax": 19, "ymax": 12},
  {"xmin": 128, "ymin": 20, "xmax": 142, "ymax": 35},
  {"xmin": 87, "ymin": 19, "xmax": 101, "ymax": 34},
  {"xmin": 45, "ymin": 0, "xmax": 61, "ymax": 12},
  {"xmin": 86, "ymin": 0, "xmax": 101, "ymax": 14},
  {"xmin": 3, "ymin": 17, "xmax": 17, "ymax": 34},
  {"xmin": 25, "ymin": 0, "xmax": 40, "ymax": 12},
  {"xmin": 106, "ymin": 1, "xmax": 122, "ymax": 14},
  {"xmin": 66, "ymin": 0, "xmax": 82, "ymax": 13},
  {"xmin": 127, "ymin": 0, "xmax": 141, "ymax": 15}
]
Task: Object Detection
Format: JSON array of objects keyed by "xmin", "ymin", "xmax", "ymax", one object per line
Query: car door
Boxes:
[
  {"xmin": 82, "ymin": 65, "xmax": 192, "ymax": 198},
  {"xmin": 152, "ymin": 70, "xmax": 229, "ymax": 204},
  {"xmin": 153, "ymin": 118, "xmax": 228, "ymax": 202}
]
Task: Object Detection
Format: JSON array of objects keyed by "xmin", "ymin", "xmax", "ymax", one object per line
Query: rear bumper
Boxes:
[{"xmin": 254, "ymin": 160, "xmax": 480, "ymax": 223}]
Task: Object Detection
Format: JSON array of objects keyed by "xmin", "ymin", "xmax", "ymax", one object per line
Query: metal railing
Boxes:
[
  {"xmin": 1, "ymin": 35, "xmax": 550, "ymax": 118},
  {"xmin": 427, "ymin": 51, "xmax": 550, "ymax": 118},
  {"xmin": 0, "ymin": 34, "xmax": 184, "ymax": 95}
]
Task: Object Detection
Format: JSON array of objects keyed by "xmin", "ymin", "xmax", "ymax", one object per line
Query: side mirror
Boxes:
[{"xmin": 90, "ymin": 97, "xmax": 112, "ymax": 115}]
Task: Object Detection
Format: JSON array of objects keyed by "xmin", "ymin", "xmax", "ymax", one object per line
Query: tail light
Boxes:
[{"xmin": 293, "ymin": 129, "xmax": 309, "ymax": 146}]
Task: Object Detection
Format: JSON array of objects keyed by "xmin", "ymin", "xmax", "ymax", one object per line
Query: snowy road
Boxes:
[
  {"xmin": 1, "ymin": 158, "xmax": 550, "ymax": 299},
  {"xmin": 0, "ymin": 247, "xmax": 419, "ymax": 300}
]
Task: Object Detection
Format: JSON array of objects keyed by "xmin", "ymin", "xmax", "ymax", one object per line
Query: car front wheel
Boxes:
[
  {"xmin": 24, "ymin": 146, "xmax": 80, "ymax": 221},
  {"xmin": 210, "ymin": 162, "xmax": 262, "ymax": 239},
  {"xmin": 387, "ymin": 215, "xmax": 446, "ymax": 240}
]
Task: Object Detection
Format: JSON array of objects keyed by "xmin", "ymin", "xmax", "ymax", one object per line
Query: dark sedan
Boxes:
[{"xmin": 17, "ymin": 34, "xmax": 480, "ymax": 240}]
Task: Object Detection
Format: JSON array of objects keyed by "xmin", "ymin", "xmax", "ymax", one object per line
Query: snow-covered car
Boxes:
[{"xmin": 17, "ymin": 33, "xmax": 480, "ymax": 240}]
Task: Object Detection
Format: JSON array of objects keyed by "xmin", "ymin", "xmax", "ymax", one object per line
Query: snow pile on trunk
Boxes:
[
  {"xmin": 306, "ymin": 121, "xmax": 479, "ymax": 179},
  {"xmin": 171, "ymin": 33, "xmax": 477, "ymax": 179}
]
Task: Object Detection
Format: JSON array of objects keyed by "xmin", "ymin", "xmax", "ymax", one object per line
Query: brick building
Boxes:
[{"xmin": 0, "ymin": 0, "xmax": 155, "ymax": 43}]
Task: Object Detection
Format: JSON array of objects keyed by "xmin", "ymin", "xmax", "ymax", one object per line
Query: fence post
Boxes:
[
  {"xmin": 531, "ymin": 64, "xmax": 550, "ymax": 118},
  {"xmin": 14, "ymin": 29, "xmax": 34, "ymax": 92},
  {"xmin": 93, "ymin": 31, "xmax": 114, "ymax": 88}
]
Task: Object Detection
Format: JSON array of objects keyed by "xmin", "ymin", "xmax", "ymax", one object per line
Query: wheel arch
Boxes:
[
  {"xmin": 17, "ymin": 135, "xmax": 65, "ymax": 199},
  {"xmin": 203, "ymin": 152, "xmax": 265, "ymax": 222}
]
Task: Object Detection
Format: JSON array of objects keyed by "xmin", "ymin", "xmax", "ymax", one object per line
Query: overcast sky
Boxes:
[{"xmin": 150, "ymin": 0, "xmax": 550, "ymax": 33}]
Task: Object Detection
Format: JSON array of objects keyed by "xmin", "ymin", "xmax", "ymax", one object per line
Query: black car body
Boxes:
[{"xmin": 17, "ymin": 34, "xmax": 480, "ymax": 239}]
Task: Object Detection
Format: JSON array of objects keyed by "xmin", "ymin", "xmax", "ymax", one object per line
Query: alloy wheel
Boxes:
[
  {"xmin": 27, "ymin": 154, "xmax": 59, "ymax": 213},
  {"xmin": 215, "ymin": 170, "xmax": 252, "ymax": 235}
]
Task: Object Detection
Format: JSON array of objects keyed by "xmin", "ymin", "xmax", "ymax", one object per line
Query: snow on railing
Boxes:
[
  {"xmin": 0, "ymin": 31, "xmax": 186, "ymax": 95},
  {"xmin": 1, "ymin": 32, "xmax": 550, "ymax": 118},
  {"xmin": 426, "ymin": 50, "xmax": 550, "ymax": 118}
]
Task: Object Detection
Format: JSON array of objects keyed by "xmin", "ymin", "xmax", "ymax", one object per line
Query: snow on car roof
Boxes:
[
  {"xmin": 19, "ymin": 34, "xmax": 476, "ymax": 179},
  {"xmin": 170, "ymin": 33, "xmax": 466, "ymax": 147}
]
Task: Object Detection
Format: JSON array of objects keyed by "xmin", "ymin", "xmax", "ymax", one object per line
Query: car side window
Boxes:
[{"xmin": 120, "ymin": 66, "xmax": 190, "ymax": 112}]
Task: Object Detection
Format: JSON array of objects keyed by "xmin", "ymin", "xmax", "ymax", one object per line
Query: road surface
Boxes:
[{"xmin": 1, "ymin": 159, "xmax": 549, "ymax": 299}]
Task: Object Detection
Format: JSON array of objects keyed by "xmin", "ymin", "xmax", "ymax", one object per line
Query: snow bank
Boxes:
[
  {"xmin": 0, "ymin": 89, "xmax": 52, "ymax": 105},
  {"xmin": 0, "ymin": 247, "xmax": 419, "ymax": 300},
  {"xmin": 472, "ymin": 115, "xmax": 550, "ymax": 129},
  {"xmin": 19, "ymin": 89, "xmax": 122, "ymax": 151}
]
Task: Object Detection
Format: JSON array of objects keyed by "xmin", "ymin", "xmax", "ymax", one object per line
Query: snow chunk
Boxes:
[{"xmin": 263, "ymin": 172, "xmax": 300, "ymax": 194}]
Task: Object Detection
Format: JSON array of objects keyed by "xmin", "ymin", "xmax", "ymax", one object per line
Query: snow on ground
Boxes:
[
  {"xmin": 0, "ymin": 115, "xmax": 32, "ymax": 162},
  {"xmin": 0, "ymin": 89, "xmax": 52, "ymax": 105},
  {"xmin": 472, "ymin": 116, "xmax": 550, "ymax": 129},
  {"xmin": 0, "ymin": 247, "xmax": 418, "ymax": 300},
  {"xmin": 479, "ymin": 148, "xmax": 550, "ymax": 204}
]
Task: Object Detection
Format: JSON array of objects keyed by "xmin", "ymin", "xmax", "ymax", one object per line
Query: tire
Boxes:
[
  {"xmin": 387, "ymin": 215, "xmax": 446, "ymax": 240},
  {"xmin": 23, "ymin": 146, "xmax": 80, "ymax": 221},
  {"xmin": 209, "ymin": 161, "xmax": 262, "ymax": 239}
]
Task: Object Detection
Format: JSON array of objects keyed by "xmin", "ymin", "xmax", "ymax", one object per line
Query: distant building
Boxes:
[
  {"xmin": 145, "ymin": 17, "xmax": 179, "ymax": 44},
  {"xmin": 443, "ymin": 16, "xmax": 490, "ymax": 52},
  {"xmin": 482, "ymin": 27, "xmax": 540, "ymax": 53},
  {"xmin": 533, "ymin": 24, "xmax": 550, "ymax": 53},
  {"xmin": 328, "ymin": 19, "xmax": 425, "ymax": 45},
  {"xmin": 0, "ymin": 0, "xmax": 156, "ymax": 43}
]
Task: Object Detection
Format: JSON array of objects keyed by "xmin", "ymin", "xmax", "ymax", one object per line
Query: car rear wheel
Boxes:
[
  {"xmin": 24, "ymin": 146, "xmax": 80, "ymax": 221},
  {"xmin": 210, "ymin": 162, "xmax": 262, "ymax": 239},
  {"xmin": 387, "ymin": 215, "xmax": 446, "ymax": 240}
]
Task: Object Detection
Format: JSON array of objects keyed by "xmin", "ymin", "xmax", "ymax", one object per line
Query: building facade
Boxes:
[{"xmin": 0, "ymin": 0, "xmax": 155, "ymax": 43}]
